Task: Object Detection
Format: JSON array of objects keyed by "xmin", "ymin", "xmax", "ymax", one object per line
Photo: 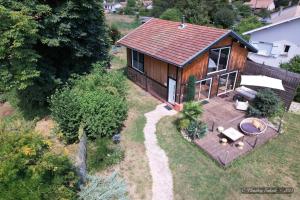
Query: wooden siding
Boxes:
[
  {"xmin": 182, "ymin": 52, "xmax": 209, "ymax": 83},
  {"xmin": 168, "ymin": 64, "xmax": 177, "ymax": 80},
  {"xmin": 228, "ymin": 42, "xmax": 248, "ymax": 72},
  {"xmin": 127, "ymin": 48, "xmax": 132, "ymax": 67},
  {"xmin": 126, "ymin": 35, "xmax": 250, "ymax": 104},
  {"xmin": 145, "ymin": 55, "xmax": 168, "ymax": 86},
  {"xmin": 180, "ymin": 36, "xmax": 249, "ymax": 101}
]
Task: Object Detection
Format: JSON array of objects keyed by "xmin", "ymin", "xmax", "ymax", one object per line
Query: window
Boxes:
[
  {"xmin": 132, "ymin": 50, "xmax": 144, "ymax": 73},
  {"xmin": 208, "ymin": 47, "xmax": 231, "ymax": 74},
  {"xmin": 284, "ymin": 45, "xmax": 290, "ymax": 53},
  {"xmin": 251, "ymin": 41, "xmax": 273, "ymax": 56}
]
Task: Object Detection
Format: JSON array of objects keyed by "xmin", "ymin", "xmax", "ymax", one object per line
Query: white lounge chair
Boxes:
[{"xmin": 235, "ymin": 100, "xmax": 249, "ymax": 111}]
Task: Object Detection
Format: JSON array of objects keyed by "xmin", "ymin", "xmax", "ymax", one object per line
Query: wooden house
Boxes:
[{"xmin": 117, "ymin": 18, "xmax": 257, "ymax": 109}]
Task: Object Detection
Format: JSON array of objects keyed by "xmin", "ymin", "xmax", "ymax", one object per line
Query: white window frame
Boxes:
[
  {"xmin": 131, "ymin": 50, "xmax": 144, "ymax": 73},
  {"xmin": 195, "ymin": 77, "xmax": 213, "ymax": 102},
  {"xmin": 217, "ymin": 71, "xmax": 238, "ymax": 96},
  {"xmin": 207, "ymin": 47, "xmax": 231, "ymax": 75}
]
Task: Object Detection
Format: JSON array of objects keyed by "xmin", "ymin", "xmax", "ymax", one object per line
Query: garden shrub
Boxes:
[
  {"xmin": 50, "ymin": 86, "xmax": 81, "ymax": 143},
  {"xmin": 0, "ymin": 122, "xmax": 78, "ymax": 199},
  {"xmin": 50, "ymin": 70, "xmax": 128, "ymax": 143},
  {"xmin": 247, "ymin": 89, "xmax": 283, "ymax": 118},
  {"xmin": 186, "ymin": 75, "xmax": 196, "ymax": 102},
  {"xmin": 87, "ymin": 138, "xmax": 124, "ymax": 172},
  {"xmin": 178, "ymin": 118, "xmax": 190, "ymax": 130},
  {"xmin": 183, "ymin": 101, "xmax": 203, "ymax": 120},
  {"xmin": 109, "ymin": 24, "xmax": 121, "ymax": 44},
  {"xmin": 178, "ymin": 102, "xmax": 207, "ymax": 140},
  {"xmin": 186, "ymin": 121, "xmax": 208, "ymax": 140}
]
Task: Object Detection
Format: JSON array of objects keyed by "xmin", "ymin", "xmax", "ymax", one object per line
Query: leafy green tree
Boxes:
[
  {"xmin": 213, "ymin": 7, "xmax": 236, "ymax": 28},
  {"xmin": 234, "ymin": 16, "xmax": 263, "ymax": 40},
  {"xmin": 109, "ymin": 24, "xmax": 122, "ymax": 44},
  {"xmin": 257, "ymin": 8, "xmax": 271, "ymax": 19},
  {"xmin": 0, "ymin": 6, "xmax": 40, "ymax": 91},
  {"xmin": 0, "ymin": 0, "xmax": 110, "ymax": 118},
  {"xmin": 0, "ymin": 121, "xmax": 78, "ymax": 199},
  {"xmin": 233, "ymin": 1, "xmax": 252, "ymax": 18},
  {"xmin": 280, "ymin": 56, "xmax": 300, "ymax": 102},
  {"xmin": 152, "ymin": 0, "xmax": 177, "ymax": 17},
  {"xmin": 180, "ymin": 0, "xmax": 211, "ymax": 25},
  {"xmin": 160, "ymin": 8, "xmax": 182, "ymax": 21},
  {"xmin": 125, "ymin": 0, "xmax": 136, "ymax": 15},
  {"xmin": 280, "ymin": 55, "xmax": 300, "ymax": 73}
]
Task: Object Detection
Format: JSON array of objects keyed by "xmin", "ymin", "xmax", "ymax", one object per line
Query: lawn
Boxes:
[
  {"xmin": 106, "ymin": 14, "xmax": 140, "ymax": 35},
  {"xmin": 157, "ymin": 113, "xmax": 300, "ymax": 200},
  {"xmin": 113, "ymin": 80, "xmax": 159, "ymax": 200}
]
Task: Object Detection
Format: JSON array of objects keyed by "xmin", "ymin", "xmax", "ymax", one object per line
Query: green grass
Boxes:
[
  {"xmin": 157, "ymin": 113, "xmax": 300, "ymax": 200},
  {"xmin": 106, "ymin": 14, "xmax": 140, "ymax": 35},
  {"xmin": 124, "ymin": 81, "xmax": 159, "ymax": 142},
  {"xmin": 87, "ymin": 138, "xmax": 124, "ymax": 173}
]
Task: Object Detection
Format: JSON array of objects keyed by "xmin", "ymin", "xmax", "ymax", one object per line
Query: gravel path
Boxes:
[{"xmin": 144, "ymin": 104, "xmax": 177, "ymax": 200}]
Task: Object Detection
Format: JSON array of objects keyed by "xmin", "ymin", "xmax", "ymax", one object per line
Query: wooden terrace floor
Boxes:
[{"xmin": 194, "ymin": 94, "xmax": 278, "ymax": 167}]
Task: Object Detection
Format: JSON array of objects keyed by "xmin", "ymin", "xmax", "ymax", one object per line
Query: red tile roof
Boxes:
[{"xmin": 117, "ymin": 18, "xmax": 255, "ymax": 67}]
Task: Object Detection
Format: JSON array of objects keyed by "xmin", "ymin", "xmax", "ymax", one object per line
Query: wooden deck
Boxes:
[{"xmin": 195, "ymin": 94, "xmax": 279, "ymax": 167}]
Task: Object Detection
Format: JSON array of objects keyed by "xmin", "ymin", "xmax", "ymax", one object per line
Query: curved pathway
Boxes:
[{"xmin": 144, "ymin": 104, "xmax": 177, "ymax": 200}]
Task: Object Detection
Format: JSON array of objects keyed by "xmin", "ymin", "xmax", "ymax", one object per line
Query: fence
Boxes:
[{"xmin": 244, "ymin": 61, "xmax": 300, "ymax": 109}]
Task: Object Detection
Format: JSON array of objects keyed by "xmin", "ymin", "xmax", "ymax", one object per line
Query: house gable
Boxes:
[{"xmin": 118, "ymin": 18, "xmax": 256, "ymax": 68}]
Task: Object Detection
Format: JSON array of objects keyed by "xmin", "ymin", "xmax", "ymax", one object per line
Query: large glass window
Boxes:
[
  {"xmin": 208, "ymin": 47, "xmax": 231, "ymax": 74},
  {"xmin": 132, "ymin": 50, "xmax": 144, "ymax": 73}
]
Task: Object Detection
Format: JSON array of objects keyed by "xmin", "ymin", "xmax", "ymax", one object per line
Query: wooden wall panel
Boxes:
[
  {"xmin": 144, "ymin": 55, "xmax": 168, "ymax": 86},
  {"xmin": 180, "ymin": 36, "xmax": 249, "ymax": 101},
  {"xmin": 176, "ymin": 68, "xmax": 182, "ymax": 103},
  {"xmin": 212, "ymin": 37, "xmax": 232, "ymax": 48},
  {"xmin": 168, "ymin": 64, "xmax": 177, "ymax": 80},
  {"xmin": 228, "ymin": 42, "xmax": 248, "ymax": 72},
  {"xmin": 127, "ymin": 48, "xmax": 132, "ymax": 67},
  {"xmin": 181, "ymin": 52, "xmax": 209, "ymax": 83}
]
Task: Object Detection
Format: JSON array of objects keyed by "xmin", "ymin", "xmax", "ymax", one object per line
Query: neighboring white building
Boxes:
[
  {"xmin": 266, "ymin": 2, "xmax": 300, "ymax": 23},
  {"xmin": 244, "ymin": 0, "xmax": 276, "ymax": 11},
  {"xmin": 104, "ymin": 1, "xmax": 123, "ymax": 13},
  {"xmin": 243, "ymin": 16, "xmax": 300, "ymax": 68}
]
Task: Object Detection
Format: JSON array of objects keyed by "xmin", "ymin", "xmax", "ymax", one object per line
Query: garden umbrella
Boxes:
[{"xmin": 240, "ymin": 75, "xmax": 285, "ymax": 91}]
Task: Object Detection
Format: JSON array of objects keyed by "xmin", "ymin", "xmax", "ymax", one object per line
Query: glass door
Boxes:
[
  {"xmin": 195, "ymin": 78, "xmax": 212, "ymax": 101},
  {"xmin": 217, "ymin": 71, "xmax": 237, "ymax": 96}
]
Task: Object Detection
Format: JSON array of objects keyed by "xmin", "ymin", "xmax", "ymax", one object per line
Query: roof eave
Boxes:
[
  {"xmin": 117, "ymin": 43, "xmax": 182, "ymax": 67},
  {"xmin": 181, "ymin": 31, "xmax": 257, "ymax": 67}
]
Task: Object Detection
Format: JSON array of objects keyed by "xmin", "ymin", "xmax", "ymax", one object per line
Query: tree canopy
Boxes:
[
  {"xmin": 0, "ymin": 119, "xmax": 78, "ymax": 199},
  {"xmin": 0, "ymin": 0, "xmax": 110, "ymax": 117},
  {"xmin": 160, "ymin": 8, "xmax": 182, "ymax": 22}
]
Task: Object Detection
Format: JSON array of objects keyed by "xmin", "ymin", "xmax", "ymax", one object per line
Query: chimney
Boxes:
[{"xmin": 179, "ymin": 15, "xmax": 187, "ymax": 29}]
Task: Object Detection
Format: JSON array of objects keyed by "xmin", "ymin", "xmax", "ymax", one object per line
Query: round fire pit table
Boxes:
[{"xmin": 240, "ymin": 118, "xmax": 267, "ymax": 136}]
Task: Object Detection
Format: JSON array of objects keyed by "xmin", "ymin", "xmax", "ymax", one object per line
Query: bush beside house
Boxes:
[
  {"xmin": 50, "ymin": 66, "xmax": 128, "ymax": 143},
  {"xmin": 247, "ymin": 89, "xmax": 283, "ymax": 118},
  {"xmin": 178, "ymin": 102, "xmax": 207, "ymax": 140}
]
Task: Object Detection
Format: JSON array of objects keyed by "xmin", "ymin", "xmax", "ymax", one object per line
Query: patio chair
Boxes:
[{"xmin": 235, "ymin": 100, "xmax": 249, "ymax": 111}]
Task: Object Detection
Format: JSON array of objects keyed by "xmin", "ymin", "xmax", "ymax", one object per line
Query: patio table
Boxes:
[{"xmin": 222, "ymin": 127, "xmax": 244, "ymax": 142}]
